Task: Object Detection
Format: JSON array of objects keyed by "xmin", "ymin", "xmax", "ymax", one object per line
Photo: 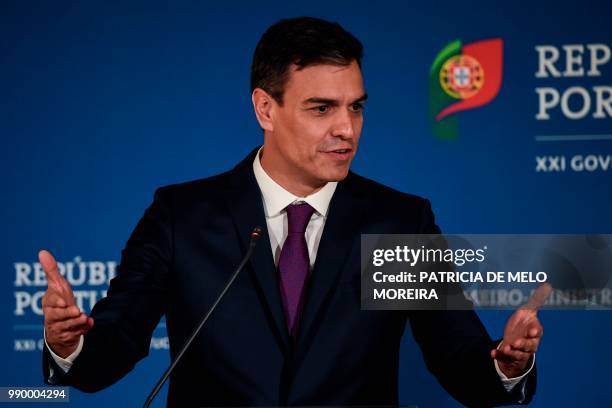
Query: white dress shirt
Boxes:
[
  {"xmin": 252, "ymin": 147, "xmax": 336, "ymax": 268},
  {"xmin": 46, "ymin": 147, "xmax": 533, "ymax": 396}
]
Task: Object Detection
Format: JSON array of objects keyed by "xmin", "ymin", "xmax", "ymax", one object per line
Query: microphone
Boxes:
[{"xmin": 143, "ymin": 226, "xmax": 263, "ymax": 408}]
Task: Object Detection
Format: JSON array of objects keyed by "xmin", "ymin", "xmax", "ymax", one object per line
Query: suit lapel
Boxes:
[
  {"xmin": 295, "ymin": 172, "xmax": 367, "ymax": 350},
  {"xmin": 225, "ymin": 148, "xmax": 291, "ymax": 353},
  {"xmin": 224, "ymin": 153, "xmax": 368, "ymax": 359}
]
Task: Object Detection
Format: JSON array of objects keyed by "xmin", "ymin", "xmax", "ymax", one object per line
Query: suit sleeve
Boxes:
[
  {"xmin": 43, "ymin": 187, "xmax": 173, "ymax": 392},
  {"xmin": 408, "ymin": 199, "xmax": 536, "ymax": 407}
]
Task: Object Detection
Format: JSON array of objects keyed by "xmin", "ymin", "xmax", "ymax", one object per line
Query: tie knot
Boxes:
[{"xmin": 286, "ymin": 203, "xmax": 315, "ymax": 234}]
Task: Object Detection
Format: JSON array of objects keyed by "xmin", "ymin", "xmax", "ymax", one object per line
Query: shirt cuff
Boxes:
[
  {"xmin": 494, "ymin": 341, "xmax": 535, "ymax": 392},
  {"xmin": 43, "ymin": 329, "xmax": 84, "ymax": 373}
]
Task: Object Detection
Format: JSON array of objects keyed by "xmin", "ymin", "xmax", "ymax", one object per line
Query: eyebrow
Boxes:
[{"xmin": 302, "ymin": 93, "xmax": 368, "ymax": 106}]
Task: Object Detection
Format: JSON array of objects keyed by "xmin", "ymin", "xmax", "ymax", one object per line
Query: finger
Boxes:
[
  {"xmin": 511, "ymin": 337, "xmax": 525, "ymax": 349},
  {"xmin": 526, "ymin": 322, "xmax": 543, "ymax": 338},
  {"xmin": 525, "ymin": 283, "xmax": 553, "ymax": 311},
  {"xmin": 42, "ymin": 290, "xmax": 75, "ymax": 309},
  {"xmin": 503, "ymin": 342, "xmax": 514, "ymax": 355},
  {"xmin": 497, "ymin": 344, "xmax": 532, "ymax": 362},
  {"xmin": 51, "ymin": 313, "xmax": 90, "ymax": 332},
  {"xmin": 511, "ymin": 338, "xmax": 540, "ymax": 353},
  {"xmin": 53, "ymin": 317, "xmax": 94, "ymax": 337},
  {"xmin": 509, "ymin": 349, "xmax": 531, "ymax": 361},
  {"xmin": 56, "ymin": 329, "xmax": 86, "ymax": 343},
  {"xmin": 38, "ymin": 250, "xmax": 63, "ymax": 285},
  {"xmin": 63, "ymin": 319, "xmax": 93, "ymax": 337},
  {"xmin": 45, "ymin": 306, "xmax": 82, "ymax": 323},
  {"xmin": 491, "ymin": 348, "xmax": 510, "ymax": 361},
  {"xmin": 39, "ymin": 250, "xmax": 76, "ymax": 301},
  {"xmin": 509, "ymin": 336, "xmax": 540, "ymax": 350},
  {"xmin": 57, "ymin": 275, "xmax": 76, "ymax": 304},
  {"xmin": 42, "ymin": 292, "xmax": 70, "ymax": 308}
]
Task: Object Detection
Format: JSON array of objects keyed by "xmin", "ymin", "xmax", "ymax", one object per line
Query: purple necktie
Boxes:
[{"xmin": 278, "ymin": 202, "xmax": 315, "ymax": 338}]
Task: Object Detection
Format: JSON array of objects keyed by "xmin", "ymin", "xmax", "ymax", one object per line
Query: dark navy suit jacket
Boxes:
[{"xmin": 44, "ymin": 148, "xmax": 536, "ymax": 407}]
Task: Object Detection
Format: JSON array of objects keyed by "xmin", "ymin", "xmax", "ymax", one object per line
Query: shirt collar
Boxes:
[{"xmin": 253, "ymin": 147, "xmax": 337, "ymax": 217}]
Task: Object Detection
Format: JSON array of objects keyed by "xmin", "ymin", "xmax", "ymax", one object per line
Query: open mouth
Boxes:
[{"xmin": 324, "ymin": 149, "xmax": 353, "ymax": 160}]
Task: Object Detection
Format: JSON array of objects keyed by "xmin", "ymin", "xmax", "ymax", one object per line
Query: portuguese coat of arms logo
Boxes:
[{"xmin": 429, "ymin": 38, "xmax": 503, "ymax": 140}]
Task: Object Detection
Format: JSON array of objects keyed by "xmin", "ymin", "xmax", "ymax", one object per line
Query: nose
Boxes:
[{"xmin": 331, "ymin": 109, "xmax": 357, "ymax": 140}]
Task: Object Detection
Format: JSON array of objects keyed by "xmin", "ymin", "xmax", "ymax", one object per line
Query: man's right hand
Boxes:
[{"xmin": 40, "ymin": 250, "xmax": 94, "ymax": 359}]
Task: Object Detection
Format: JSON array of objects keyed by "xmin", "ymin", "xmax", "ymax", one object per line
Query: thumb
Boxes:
[
  {"xmin": 86, "ymin": 316, "xmax": 94, "ymax": 330},
  {"xmin": 39, "ymin": 249, "xmax": 75, "ymax": 304},
  {"xmin": 39, "ymin": 250, "xmax": 62, "ymax": 285},
  {"xmin": 525, "ymin": 283, "xmax": 553, "ymax": 311}
]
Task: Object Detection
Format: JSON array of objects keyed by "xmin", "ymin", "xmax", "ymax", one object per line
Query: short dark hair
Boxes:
[{"xmin": 250, "ymin": 17, "xmax": 363, "ymax": 105}]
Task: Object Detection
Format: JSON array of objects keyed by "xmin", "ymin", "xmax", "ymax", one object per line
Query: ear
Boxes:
[{"xmin": 252, "ymin": 88, "xmax": 276, "ymax": 132}]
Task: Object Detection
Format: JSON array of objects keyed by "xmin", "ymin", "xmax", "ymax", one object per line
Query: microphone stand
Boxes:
[{"xmin": 143, "ymin": 227, "xmax": 262, "ymax": 408}]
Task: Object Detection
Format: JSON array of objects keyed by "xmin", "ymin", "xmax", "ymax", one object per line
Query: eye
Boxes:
[
  {"xmin": 313, "ymin": 105, "xmax": 329, "ymax": 114},
  {"xmin": 350, "ymin": 103, "xmax": 364, "ymax": 113}
]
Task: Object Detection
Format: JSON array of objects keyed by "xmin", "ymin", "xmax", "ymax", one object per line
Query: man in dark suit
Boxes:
[{"xmin": 41, "ymin": 17, "xmax": 547, "ymax": 406}]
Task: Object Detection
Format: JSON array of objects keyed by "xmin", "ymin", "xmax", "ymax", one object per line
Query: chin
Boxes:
[{"xmin": 319, "ymin": 167, "xmax": 350, "ymax": 182}]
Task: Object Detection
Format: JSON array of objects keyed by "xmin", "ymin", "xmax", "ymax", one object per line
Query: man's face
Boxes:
[{"xmin": 264, "ymin": 60, "xmax": 366, "ymax": 190}]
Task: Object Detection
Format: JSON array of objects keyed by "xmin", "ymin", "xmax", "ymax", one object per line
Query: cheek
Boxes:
[
  {"xmin": 274, "ymin": 122, "xmax": 317, "ymax": 167},
  {"xmin": 276, "ymin": 115, "xmax": 305, "ymax": 149},
  {"xmin": 291, "ymin": 119, "xmax": 328, "ymax": 154},
  {"xmin": 277, "ymin": 111, "xmax": 344, "ymax": 162}
]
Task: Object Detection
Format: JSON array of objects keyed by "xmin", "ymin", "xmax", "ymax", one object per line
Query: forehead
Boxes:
[{"xmin": 283, "ymin": 61, "xmax": 365, "ymax": 101}]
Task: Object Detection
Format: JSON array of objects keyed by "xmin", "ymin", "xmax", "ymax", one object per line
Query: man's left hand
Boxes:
[{"xmin": 491, "ymin": 283, "xmax": 552, "ymax": 378}]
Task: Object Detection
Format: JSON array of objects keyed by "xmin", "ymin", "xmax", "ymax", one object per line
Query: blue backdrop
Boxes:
[{"xmin": 2, "ymin": 1, "xmax": 611, "ymax": 406}]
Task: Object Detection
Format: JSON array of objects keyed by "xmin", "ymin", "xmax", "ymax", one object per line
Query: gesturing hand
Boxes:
[
  {"xmin": 491, "ymin": 283, "xmax": 552, "ymax": 378},
  {"xmin": 40, "ymin": 250, "xmax": 94, "ymax": 358}
]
